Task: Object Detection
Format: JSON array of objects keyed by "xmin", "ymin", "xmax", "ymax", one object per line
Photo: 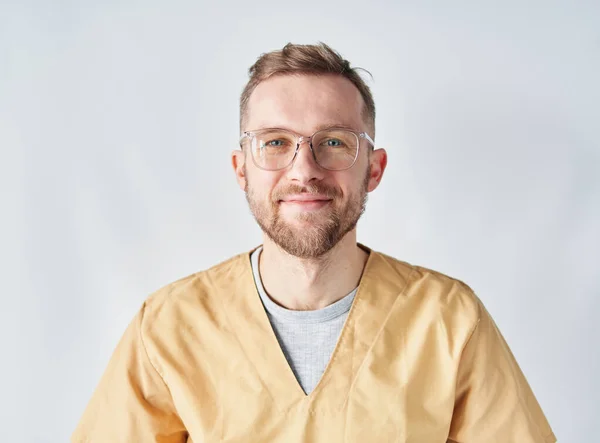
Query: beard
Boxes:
[{"xmin": 244, "ymin": 166, "xmax": 371, "ymax": 259}]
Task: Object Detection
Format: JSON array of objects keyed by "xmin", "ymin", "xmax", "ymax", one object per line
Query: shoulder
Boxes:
[
  {"xmin": 372, "ymin": 248, "xmax": 483, "ymax": 323},
  {"xmin": 140, "ymin": 250, "xmax": 252, "ymax": 331}
]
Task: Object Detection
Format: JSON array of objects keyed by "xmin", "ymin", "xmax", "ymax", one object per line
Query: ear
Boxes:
[
  {"xmin": 231, "ymin": 149, "xmax": 247, "ymax": 191},
  {"xmin": 367, "ymin": 148, "xmax": 387, "ymax": 192}
]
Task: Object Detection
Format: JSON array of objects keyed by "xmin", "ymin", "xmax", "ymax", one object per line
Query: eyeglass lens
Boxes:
[{"xmin": 250, "ymin": 129, "xmax": 359, "ymax": 171}]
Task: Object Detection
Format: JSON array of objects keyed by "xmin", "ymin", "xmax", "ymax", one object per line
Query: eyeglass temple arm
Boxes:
[
  {"xmin": 239, "ymin": 132, "xmax": 251, "ymax": 147},
  {"xmin": 361, "ymin": 132, "xmax": 375, "ymax": 147}
]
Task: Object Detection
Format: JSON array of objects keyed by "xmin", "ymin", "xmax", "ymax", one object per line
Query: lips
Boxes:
[{"xmin": 280, "ymin": 194, "xmax": 332, "ymax": 203}]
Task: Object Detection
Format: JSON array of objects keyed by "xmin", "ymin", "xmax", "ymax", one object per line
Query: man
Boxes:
[{"xmin": 72, "ymin": 43, "xmax": 557, "ymax": 442}]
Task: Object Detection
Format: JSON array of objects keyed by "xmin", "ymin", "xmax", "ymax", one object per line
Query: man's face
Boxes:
[{"xmin": 233, "ymin": 74, "xmax": 386, "ymax": 259}]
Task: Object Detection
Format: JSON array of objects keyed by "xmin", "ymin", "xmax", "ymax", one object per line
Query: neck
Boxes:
[{"xmin": 258, "ymin": 231, "xmax": 369, "ymax": 310}]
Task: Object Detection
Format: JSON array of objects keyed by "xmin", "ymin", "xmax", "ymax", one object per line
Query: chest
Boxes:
[{"xmin": 159, "ymin": 298, "xmax": 464, "ymax": 443}]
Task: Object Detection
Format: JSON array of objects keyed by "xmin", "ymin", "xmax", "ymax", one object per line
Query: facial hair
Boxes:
[{"xmin": 244, "ymin": 165, "xmax": 371, "ymax": 259}]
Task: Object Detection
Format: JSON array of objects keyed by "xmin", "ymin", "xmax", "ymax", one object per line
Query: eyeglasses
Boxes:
[{"xmin": 239, "ymin": 127, "xmax": 375, "ymax": 171}]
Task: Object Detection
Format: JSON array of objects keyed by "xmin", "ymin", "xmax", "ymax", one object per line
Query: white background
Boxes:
[{"xmin": 1, "ymin": 0, "xmax": 598, "ymax": 441}]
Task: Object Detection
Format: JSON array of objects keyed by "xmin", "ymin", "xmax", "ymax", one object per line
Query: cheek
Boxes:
[
  {"xmin": 333, "ymin": 172, "xmax": 362, "ymax": 197},
  {"xmin": 246, "ymin": 170, "xmax": 280, "ymax": 199}
]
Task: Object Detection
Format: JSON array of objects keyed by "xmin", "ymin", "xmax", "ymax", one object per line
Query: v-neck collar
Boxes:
[{"xmin": 219, "ymin": 243, "xmax": 416, "ymax": 413}]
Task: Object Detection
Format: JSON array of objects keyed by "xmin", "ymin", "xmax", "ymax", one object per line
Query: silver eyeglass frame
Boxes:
[{"xmin": 239, "ymin": 127, "xmax": 375, "ymax": 171}]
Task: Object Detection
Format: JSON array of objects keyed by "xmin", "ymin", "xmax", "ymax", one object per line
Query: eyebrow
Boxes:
[
  {"xmin": 249, "ymin": 122, "xmax": 359, "ymax": 133},
  {"xmin": 315, "ymin": 122, "xmax": 357, "ymax": 131}
]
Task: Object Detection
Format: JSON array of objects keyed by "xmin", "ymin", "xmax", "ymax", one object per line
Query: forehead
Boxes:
[{"xmin": 245, "ymin": 74, "xmax": 365, "ymax": 134}]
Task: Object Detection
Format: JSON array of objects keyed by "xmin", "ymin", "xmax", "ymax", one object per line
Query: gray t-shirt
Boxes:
[{"xmin": 250, "ymin": 246, "xmax": 357, "ymax": 395}]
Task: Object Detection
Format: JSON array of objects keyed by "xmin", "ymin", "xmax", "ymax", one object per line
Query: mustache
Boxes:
[{"xmin": 271, "ymin": 183, "xmax": 341, "ymax": 201}]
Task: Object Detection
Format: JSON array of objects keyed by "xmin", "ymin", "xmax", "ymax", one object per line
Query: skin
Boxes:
[{"xmin": 231, "ymin": 74, "xmax": 387, "ymax": 311}]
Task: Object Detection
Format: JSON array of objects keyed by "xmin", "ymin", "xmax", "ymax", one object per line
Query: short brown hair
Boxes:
[{"xmin": 240, "ymin": 42, "xmax": 375, "ymax": 138}]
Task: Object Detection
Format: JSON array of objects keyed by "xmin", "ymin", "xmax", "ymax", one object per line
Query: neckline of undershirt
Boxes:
[{"xmin": 250, "ymin": 246, "xmax": 357, "ymax": 324}]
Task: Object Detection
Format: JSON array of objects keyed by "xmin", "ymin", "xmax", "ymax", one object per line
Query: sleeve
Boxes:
[
  {"xmin": 71, "ymin": 302, "xmax": 188, "ymax": 442},
  {"xmin": 447, "ymin": 299, "xmax": 557, "ymax": 443}
]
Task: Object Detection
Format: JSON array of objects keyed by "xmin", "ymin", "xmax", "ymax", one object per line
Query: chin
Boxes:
[{"xmin": 283, "ymin": 213, "xmax": 333, "ymax": 229}]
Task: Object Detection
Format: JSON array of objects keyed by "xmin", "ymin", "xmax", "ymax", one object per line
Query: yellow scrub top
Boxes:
[{"xmin": 72, "ymin": 245, "xmax": 557, "ymax": 442}]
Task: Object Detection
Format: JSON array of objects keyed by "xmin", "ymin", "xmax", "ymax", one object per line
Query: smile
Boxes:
[{"xmin": 279, "ymin": 199, "xmax": 332, "ymax": 211}]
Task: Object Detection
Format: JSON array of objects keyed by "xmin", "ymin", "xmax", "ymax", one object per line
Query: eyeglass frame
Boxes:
[{"xmin": 238, "ymin": 127, "xmax": 375, "ymax": 171}]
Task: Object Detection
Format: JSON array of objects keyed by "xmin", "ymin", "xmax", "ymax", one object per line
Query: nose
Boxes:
[{"xmin": 286, "ymin": 139, "xmax": 326, "ymax": 184}]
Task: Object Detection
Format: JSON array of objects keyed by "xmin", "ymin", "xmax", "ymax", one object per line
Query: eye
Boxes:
[
  {"xmin": 325, "ymin": 138, "xmax": 344, "ymax": 147},
  {"xmin": 260, "ymin": 140, "xmax": 285, "ymax": 150}
]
